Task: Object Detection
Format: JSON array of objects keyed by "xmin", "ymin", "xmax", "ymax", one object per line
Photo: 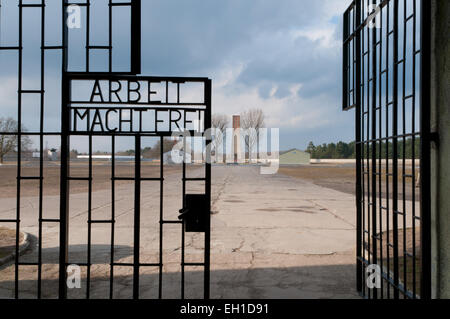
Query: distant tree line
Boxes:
[
  {"xmin": 118, "ymin": 138, "xmax": 179, "ymax": 159},
  {"xmin": 306, "ymin": 138, "xmax": 420, "ymax": 159}
]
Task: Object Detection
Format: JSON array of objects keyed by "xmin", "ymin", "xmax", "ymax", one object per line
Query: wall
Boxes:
[
  {"xmin": 431, "ymin": 0, "xmax": 450, "ymax": 299},
  {"xmin": 279, "ymin": 150, "xmax": 310, "ymax": 165}
]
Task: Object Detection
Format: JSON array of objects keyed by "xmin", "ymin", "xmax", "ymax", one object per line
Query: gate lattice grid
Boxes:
[
  {"xmin": 343, "ymin": 0, "xmax": 431, "ymax": 299},
  {"xmin": 0, "ymin": 0, "xmax": 212, "ymax": 299}
]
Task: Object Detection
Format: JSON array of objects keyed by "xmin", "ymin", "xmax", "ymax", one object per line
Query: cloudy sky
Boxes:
[
  {"xmin": 139, "ymin": 0, "xmax": 354, "ymax": 150},
  {"xmin": 0, "ymin": 0, "xmax": 355, "ymax": 152}
]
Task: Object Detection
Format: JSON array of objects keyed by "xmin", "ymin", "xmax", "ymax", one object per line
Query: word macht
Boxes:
[{"xmin": 71, "ymin": 107, "xmax": 204, "ymax": 134}]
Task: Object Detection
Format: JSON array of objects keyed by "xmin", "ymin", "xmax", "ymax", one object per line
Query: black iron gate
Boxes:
[
  {"xmin": 0, "ymin": 0, "xmax": 212, "ymax": 299},
  {"xmin": 343, "ymin": 0, "xmax": 431, "ymax": 299}
]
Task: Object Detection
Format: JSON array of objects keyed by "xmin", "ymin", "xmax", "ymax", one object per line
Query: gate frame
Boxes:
[
  {"xmin": 59, "ymin": 73, "xmax": 212, "ymax": 300},
  {"xmin": 0, "ymin": 0, "xmax": 212, "ymax": 300},
  {"xmin": 343, "ymin": 0, "xmax": 432, "ymax": 299}
]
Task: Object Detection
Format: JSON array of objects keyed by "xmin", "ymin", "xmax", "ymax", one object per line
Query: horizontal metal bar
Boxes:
[
  {"xmin": 86, "ymin": 46, "xmax": 112, "ymax": 50},
  {"xmin": 0, "ymin": 132, "xmax": 61, "ymax": 136},
  {"xmin": 69, "ymin": 102, "xmax": 207, "ymax": 108},
  {"xmin": 68, "ymin": 177, "xmax": 92, "ymax": 181},
  {"xmin": 68, "ymin": 132, "xmax": 184, "ymax": 137},
  {"xmin": 19, "ymin": 90, "xmax": 44, "ymax": 94},
  {"xmin": 41, "ymin": 219, "xmax": 60, "ymax": 223},
  {"xmin": 0, "ymin": 46, "xmax": 21, "ymax": 50},
  {"xmin": 111, "ymin": 262, "xmax": 161, "ymax": 267},
  {"xmin": 20, "ymin": 3, "xmax": 44, "ymax": 7},
  {"xmin": 110, "ymin": 2, "xmax": 133, "ymax": 6},
  {"xmin": 161, "ymin": 220, "xmax": 183, "ymax": 224},
  {"xmin": 183, "ymin": 263, "xmax": 205, "ymax": 267},
  {"xmin": 356, "ymin": 132, "xmax": 421, "ymax": 144},
  {"xmin": 67, "ymin": 73, "xmax": 210, "ymax": 83},
  {"xmin": 88, "ymin": 220, "xmax": 115, "ymax": 224}
]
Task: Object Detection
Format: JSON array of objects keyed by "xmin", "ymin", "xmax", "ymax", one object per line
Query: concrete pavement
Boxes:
[{"xmin": 0, "ymin": 165, "xmax": 360, "ymax": 299}]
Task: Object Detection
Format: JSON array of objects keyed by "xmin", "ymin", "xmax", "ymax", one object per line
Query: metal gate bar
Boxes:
[
  {"xmin": 343, "ymin": 0, "xmax": 431, "ymax": 299},
  {"xmin": 63, "ymin": 74, "xmax": 211, "ymax": 299},
  {"xmin": 0, "ymin": 0, "xmax": 212, "ymax": 300}
]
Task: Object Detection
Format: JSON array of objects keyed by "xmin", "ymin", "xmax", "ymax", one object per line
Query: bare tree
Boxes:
[
  {"xmin": 211, "ymin": 114, "xmax": 229, "ymax": 162},
  {"xmin": 0, "ymin": 117, "xmax": 32, "ymax": 164},
  {"xmin": 240, "ymin": 108, "xmax": 265, "ymax": 162}
]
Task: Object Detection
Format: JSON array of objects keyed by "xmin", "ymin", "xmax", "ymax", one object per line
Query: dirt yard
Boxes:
[
  {"xmin": 278, "ymin": 164, "xmax": 419, "ymax": 201},
  {"xmin": 0, "ymin": 162, "xmax": 197, "ymax": 199}
]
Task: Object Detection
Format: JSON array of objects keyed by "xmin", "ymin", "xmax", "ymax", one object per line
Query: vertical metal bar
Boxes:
[
  {"xmin": 59, "ymin": 0, "xmax": 70, "ymax": 300},
  {"xmin": 343, "ymin": 9, "xmax": 349, "ymax": 110},
  {"xmin": 181, "ymin": 138, "xmax": 186, "ymax": 299},
  {"xmin": 110, "ymin": 135, "xmax": 115, "ymax": 299},
  {"xmin": 402, "ymin": 0, "xmax": 408, "ymax": 296},
  {"xmin": 385, "ymin": 0, "xmax": 391, "ymax": 299},
  {"xmin": 180, "ymin": 84, "xmax": 186, "ymax": 300},
  {"xmin": 204, "ymin": 79, "xmax": 212, "ymax": 299},
  {"xmin": 158, "ymin": 135, "xmax": 163, "ymax": 299},
  {"xmin": 366, "ymin": 0, "xmax": 372, "ymax": 298},
  {"xmin": 108, "ymin": 0, "xmax": 112, "ymax": 73},
  {"xmin": 354, "ymin": 0, "xmax": 363, "ymax": 295},
  {"xmin": 370, "ymin": 0, "xmax": 378, "ymax": 300},
  {"xmin": 131, "ymin": 0, "xmax": 141, "ymax": 74},
  {"xmin": 38, "ymin": 0, "xmax": 46, "ymax": 299},
  {"xmin": 419, "ymin": 0, "xmax": 431, "ymax": 300},
  {"xmin": 378, "ymin": 4, "xmax": 384, "ymax": 298},
  {"xmin": 361, "ymin": 0, "xmax": 368, "ymax": 297},
  {"xmin": 15, "ymin": 0, "xmax": 23, "ymax": 300},
  {"xmin": 392, "ymin": 0, "xmax": 400, "ymax": 300},
  {"xmin": 86, "ymin": 0, "xmax": 90, "ymax": 72},
  {"xmin": 133, "ymin": 135, "xmax": 141, "ymax": 299},
  {"xmin": 86, "ymin": 135, "xmax": 93, "ymax": 298},
  {"xmin": 411, "ymin": 0, "xmax": 417, "ymax": 298}
]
